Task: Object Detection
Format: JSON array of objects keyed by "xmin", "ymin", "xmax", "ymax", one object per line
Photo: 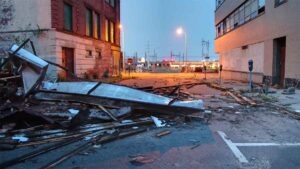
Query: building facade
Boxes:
[
  {"xmin": 0, "ymin": 0, "xmax": 121, "ymax": 80},
  {"xmin": 215, "ymin": 0, "xmax": 300, "ymax": 86}
]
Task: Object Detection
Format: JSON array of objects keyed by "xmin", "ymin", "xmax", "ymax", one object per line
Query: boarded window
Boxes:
[
  {"xmin": 86, "ymin": 8, "xmax": 93, "ymax": 37},
  {"xmin": 64, "ymin": 3, "xmax": 72, "ymax": 31}
]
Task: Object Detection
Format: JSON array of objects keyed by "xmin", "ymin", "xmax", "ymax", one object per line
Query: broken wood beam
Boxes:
[
  {"xmin": 227, "ymin": 91, "xmax": 246, "ymax": 105},
  {"xmin": 42, "ymin": 128, "xmax": 147, "ymax": 169},
  {"xmin": 236, "ymin": 93, "xmax": 257, "ymax": 106},
  {"xmin": 98, "ymin": 105, "xmax": 118, "ymax": 121},
  {"xmin": 156, "ymin": 130, "xmax": 171, "ymax": 138},
  {"xmin": 0, "ymin": 134, "xmax": 87, "ymax": 169},
  {"xmin": 0, "ymin": 75, "xmax": 21, "ymax": 81},
  {"xmin": 168, "ymin": 86, "xmax": 180, "ymax": 96},
  {"xmin": 207, "ymin": 83, "xmax": 229, "ymax": 91}
]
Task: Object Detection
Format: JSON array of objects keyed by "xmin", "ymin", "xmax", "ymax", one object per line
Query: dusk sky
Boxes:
[{"xmin": 121, "ymin": 0, "xmax": 217, "ymax": 61}]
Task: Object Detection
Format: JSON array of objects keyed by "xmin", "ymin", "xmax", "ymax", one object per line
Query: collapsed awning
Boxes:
[
  {"xmin": 8, "ymin": 44, "xmax": 48, "ymax": 96},
  {"xmin": 35, "ymin": 82, "xmax": 204, "ymax": 115}
]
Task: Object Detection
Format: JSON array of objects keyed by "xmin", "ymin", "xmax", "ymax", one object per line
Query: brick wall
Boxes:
[{"xmin": 50, "ymin": 0, "xmax": 120, "ymax": 46}]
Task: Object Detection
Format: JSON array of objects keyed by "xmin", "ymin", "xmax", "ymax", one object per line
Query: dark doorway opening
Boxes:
[
  {"xmin": 273, "ymin": 37, "xmax": 286, "ymax": 87},
  {"xmin": 62, "ymin": 47, "xmax": 75, "ymax": 80}
]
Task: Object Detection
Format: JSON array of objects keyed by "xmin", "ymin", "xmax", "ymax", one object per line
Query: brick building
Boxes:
[
  {"xmin": 215, "ymin": 0, "xmax": 300, "ymax": 87},
  {"xmin": 0, "ymin": 0, "xmax": 121, "ymax": 79}
]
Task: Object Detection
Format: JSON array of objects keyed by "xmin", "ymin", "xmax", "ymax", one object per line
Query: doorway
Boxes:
[
  {"xmin": 62, "ymin": 47, "xmax": 75, "ymax": 80},
  {"xmin": 273, "ymin": 37, "xmax": 286, "ymax": 86}
]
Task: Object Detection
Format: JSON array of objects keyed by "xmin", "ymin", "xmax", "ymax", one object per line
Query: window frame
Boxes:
[
  {"xmin": 86, "ymin": 8, "xmax": 93, "ymax": 37},
  {"xmin": 105, "ymin": 18, "xmax": 110, "ymax": 42},
  {"xmin": 104, "ymin": 18, "xmax": 116, "ymax": 44},
  {"xmin": 105, "ymin": 0, "xmax": 116, "ymax": 8},
  {"xmin": 63, "ymin": 3, "xmax": 73, "ymax": 32},
  {"xmin": 275, "ymin": 0, "xmax": 287, "ymax": 7},
  {"xmin": 215, "ymin": 0, "xmax": 266, "ymax": 39},
  {"xmin": 110, "ymin": 21, "xmax": 115, "ymax": 44},
  {"xmin": 94, "ymin": 13, "xmax": 101, "ymax": 39}
]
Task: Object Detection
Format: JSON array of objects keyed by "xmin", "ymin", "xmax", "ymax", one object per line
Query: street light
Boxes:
[
  {"xmin": 176, "ymin": 27, "xmax": 188, "ymax": 67},
  {"xmin": 119, "ymin": 24, "xmax": 125, "ymax": 73}
]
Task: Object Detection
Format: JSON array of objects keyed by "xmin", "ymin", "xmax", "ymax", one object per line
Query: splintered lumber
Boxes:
[
  {"xmin": 168, "ymin": 86, "xmax": 180, "ymax": 96},
  {"xmin": 23, "ymin": 118, "xmax": 152, "ymax": 146},
  {"xmin": 98, "ymin": 105, "xmax": 118, "ymax": 121},
  {"xmin": 17, "ymin": 132, "xmax": 88, "ymax": 147},
  {"xmin": 227, "ymin": 91, "xmax": 246, "ymax": 105},
  {"xmin": 0, "ymin": 134, "xmax": 87, "ymax": 169},
  {"xmin": 0, "ymin": 119, "xmax": 153, "ymax": 169},
  {"xmin": 236, "ymin": 93, "xmax": 257, "ymax": 106},
  {"xmin": 34, "ymin": 90, "xmax": 204, "ymax": 115},
  {"xmin": 156, "ymin": 130, "xmax": 171, "ymax": 138},
  {"xmin": 136, "ymin": 86, "xmax": 154, "ymax": 91},
  {"xmin": 207, "ymin": 83, "xmax": 228, "ymax": 91},
  {"xmin": 0, "ymin": 75, "xmax": 21, "ymax": 81},
  {"xmin": 42, "ymin": 128, "xmax": 147, "ymax": 169}
]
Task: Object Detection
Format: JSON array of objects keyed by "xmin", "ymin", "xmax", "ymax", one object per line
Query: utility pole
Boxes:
[
  {"xmin": 202, "ymin": 39, "xmax": 210, "ymax": 61},
  {"xmin": 146, "ymin": 41, "xmax": 150, "ymax": 61}
]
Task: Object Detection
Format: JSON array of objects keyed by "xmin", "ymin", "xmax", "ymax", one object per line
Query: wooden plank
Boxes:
[
  {"xmin": 236, "ymin": 93, "xmax": 257, "ymax": 106},
  {"xmin": 156, "ymin": 130, "xmax": 171, "ymax": 137},
  {"xmin": 227, "ymin": 91, "xmax": 246, "ymax": 105},
  {"xmin": 98, "ymin": 105, "xmax": 118, "ymax": 121},
  {"xmin": 0, "ymin": 75, "xmax": 21, "ymax": 81}
]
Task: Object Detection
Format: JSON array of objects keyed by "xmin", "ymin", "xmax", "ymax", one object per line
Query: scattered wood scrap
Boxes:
[
  {"xmin": 156, "ymin": 130, "xmax": 171, "ymax": 138},
  {"xmin": 227, "ymin": 91, "xmax": 257, "ymax": 106},
  {"xmin": 130, "ymin": 154, "xmax": 155, "ymax": 165}
]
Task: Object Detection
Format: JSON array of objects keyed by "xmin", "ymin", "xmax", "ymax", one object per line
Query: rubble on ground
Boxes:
[
  {"xmin": 0, "ymin": 40, "xmax": 209, "ymax": 168},
  {"xmin": 1, "ymin": 39, "xmax": 299, "ymax": 168}
]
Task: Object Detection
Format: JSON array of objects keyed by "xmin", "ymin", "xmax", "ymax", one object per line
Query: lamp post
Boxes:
[
  {"xmin": 176, "ymin": 27, "xmax": 187, "ymax": 70},
  {"xmin": 119, "ymin": 24, "xmax": 125, "ymax": 73}
]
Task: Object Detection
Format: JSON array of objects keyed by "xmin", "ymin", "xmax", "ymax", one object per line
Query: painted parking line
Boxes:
[
  {"xmin": 217, "ymin": 131, "xmax": 300, "ymax": 164},
  {"xmin": 217, "ymin": 131, "xmax": 249, "ymax": 163},
  {"xmin": 235, "ymin": 143, "xmax": 300, "ymax": 147}
]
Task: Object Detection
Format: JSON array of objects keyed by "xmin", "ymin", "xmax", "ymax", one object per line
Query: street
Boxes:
[
  {"xmin": 1, "ymin": 73, "xmax": 300, "ymax": 169},
  {"xmin": 1, "ymin": 0, "xmax": 300, "ymax": 168}
]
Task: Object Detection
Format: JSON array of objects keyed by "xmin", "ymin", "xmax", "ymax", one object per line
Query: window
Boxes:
[
  {"xmin": 234, "ymin": 10, "xmax": 239, "ymax": 27},
  {"xmin": 226, "ymin": 18, "xmax": 230, "ymax": 32},
  {"xmin": 215, "ymin": 0, "xmax": 265, "ymax": 38},
  {"xmin": 250, "ymin": 0, "xmax": 258, "ymax": 19},
  {"xmin": 96, "ymin": 49, "xmax": 102, "ymax": 59},
  {"xmin": 94, "ymin": 14, "xmax": 100, "ymax": 39},
  {"xmin": 216, "ymin": 0, "xmax": 225, "ymax": 9},
  {"xmin": 86, "ymin": 8, "xmax": 93, "ymax": 37},
  {"xmin": 106, "ymin": 0, "xmax": 116, "ymax": 8},
  {"xmin": 105, "ymin": 19, "xmax": 115, "ymax": 43},
  {"xmin": 275, "ymin": 0, "xmax": 287, "ymax": 7},
  {"xmin": 105, "ymin": 19, "xmax": 109, "ymax": 42},
  {"xmin": 64, "ymin": 3, "xmax": 72, "ymax": 31},
  {"xmin": 86, "ymin": 50, "xmax": 93, "ymax": 58},
  {"xmin": 230, "ymin": 14, "xmax": 234, "ymax": 30},
  {"xmin": 244, "ymin": 1, "xmax": 251, "ymax": 22},
  {"xmin": 110, "ymin": 21, "xmax": 115, "ymax": 43},
  {"xmin": 222, "ymin": 21, "xmax": 226, "ymax": 34},
  {"xmin": 239, "ymin": 5, "xmax": 245, "ymax": 25},
  {"xmin": 258, "ymin": 0, "xmax": 265, "ymax": 14}
]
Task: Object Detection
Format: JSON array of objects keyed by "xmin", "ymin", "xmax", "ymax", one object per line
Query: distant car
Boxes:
[{"xmin": 136, "ymin": 64, "xmax": 143, "ymax": 72}]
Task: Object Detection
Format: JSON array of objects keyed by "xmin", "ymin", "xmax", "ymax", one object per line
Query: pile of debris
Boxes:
[{"xmin": 0, "ymin": 39, "xmax": 209, "ymax": 168}]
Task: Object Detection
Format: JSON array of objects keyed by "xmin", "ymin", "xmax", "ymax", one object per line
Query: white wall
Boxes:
[
  {"xmin": 220, "ymin": 42, "xmax": 264, "ymax": 73},
  {"xmin": 53, "ymin": 31, "xmax": 114, "ymax": 78},
  {"xmin": 0, "ymin": 0, "xmax": 51, "ymax": 31}
]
